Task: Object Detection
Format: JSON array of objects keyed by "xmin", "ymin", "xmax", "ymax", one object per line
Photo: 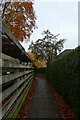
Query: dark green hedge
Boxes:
[
  {"xmin": 48, "ymin": 46, "xmax": 80, "ymax": 116},
  {"xmin": 35, "ymin": 68, "xmax": 47, "ymax": 74}
]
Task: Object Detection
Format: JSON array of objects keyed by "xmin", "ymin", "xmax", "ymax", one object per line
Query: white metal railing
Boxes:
[{"xmin": 0, "ymin": 53, "xmax": 34, "ymax": 119}]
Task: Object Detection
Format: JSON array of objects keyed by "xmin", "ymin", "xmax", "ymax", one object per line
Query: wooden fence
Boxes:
[
  {"xmin": 0, "ymin": 22, "xmax": 34, "ymax": 119},
  {"xmin": 1, "ymin": 53, "xmax": 34, "ymax": 119}
]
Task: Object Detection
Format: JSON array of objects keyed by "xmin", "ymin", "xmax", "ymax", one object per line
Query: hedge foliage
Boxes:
[
  {"xmin": 48, "ymin": 46, "xmax": 80, "ymax": 116},
  {"xmin": 35, "ymin": 67, "xmax": 46, "ymax": 74}
]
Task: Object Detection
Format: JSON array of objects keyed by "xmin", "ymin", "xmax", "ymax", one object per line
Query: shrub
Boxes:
[
  {"xmin": 35, "ymin": 68, "xmax": 47, "ymax": 74},
  {"xmin": 48, "ymin": 46, "xmax": 80, "ymax": 116}
]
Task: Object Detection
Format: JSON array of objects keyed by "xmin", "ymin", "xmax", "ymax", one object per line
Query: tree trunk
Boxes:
[
  {"xmin": 46, "ymin": 60, "xmax": 50, "ymax": 80},
  {"xmin": 54, "ymin": 48, "xmax": 57, "ymax": 59}
]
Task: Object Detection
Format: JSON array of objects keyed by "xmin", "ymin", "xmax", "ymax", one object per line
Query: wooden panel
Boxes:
[
  {"xmin": 1, "ymin": 53, "xmax": 33, "ymax": 68},
  {"xmin": 1, "ymin": 53, "xmax": 34, "ymax": 119},
  {"xmin": 2, "ymin": 73, "xmax": 33, "ymax": 101},
  {"xmin": 1, "ymin": 21, "xmax": 34, "ymax": 119},
  {"xmin": 2, "ymin": 76, "xmax": 33, "ymax": 119},
  {"xmin": 2, "ymin": 70, "xmax": 33, "ymax": 85}
]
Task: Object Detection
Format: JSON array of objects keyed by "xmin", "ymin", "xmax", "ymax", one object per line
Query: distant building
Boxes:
[{"xmin": 58, "ymin": 49, "xmax": 73, "ymax": 59}]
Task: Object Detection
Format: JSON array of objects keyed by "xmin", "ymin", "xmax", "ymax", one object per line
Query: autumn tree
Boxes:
[
  {"xmin": 0, "ymin": 1, "xmax": 36, "ymax": 41},
  {"xmin": 28, "ymin": 30, "xmax": 66, "ymax": 66},
  {"xmin": 28, "ymin": 51, "xmax": 46, "ymax": 68}
]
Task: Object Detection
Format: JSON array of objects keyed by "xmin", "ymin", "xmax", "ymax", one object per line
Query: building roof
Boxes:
[{"xmin": 58, "ymin": 49, "xmax": 73, "ymax": 59}]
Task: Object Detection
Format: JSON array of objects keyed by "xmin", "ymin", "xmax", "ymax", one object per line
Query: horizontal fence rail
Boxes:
[{"xmin": 0, "ymin": 53, "xmax": 34, "ymax": 119}]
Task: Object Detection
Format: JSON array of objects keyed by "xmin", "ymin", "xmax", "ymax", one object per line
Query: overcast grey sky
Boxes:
[
  {"xmin": 78, "ymin": 1, "xmax": 80, "ymax": 45},
  {"xmin": 21, "ymin": 0, "xmax": 78, "ymax": 52}
]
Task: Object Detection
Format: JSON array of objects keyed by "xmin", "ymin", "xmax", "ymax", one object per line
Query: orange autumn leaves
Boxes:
[
  {"xmin": 28, "ymin": 52, "xmax": 47, "ymax": 68},
  {"xmin": 35, "ymin": 59, "xmax": 46, "ymax": 68},
  {"xmin": 1, "ymin": 1, "xmax": 36, "ymax": 41}
]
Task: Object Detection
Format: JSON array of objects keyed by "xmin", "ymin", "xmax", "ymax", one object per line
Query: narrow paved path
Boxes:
[{"xmin": 28, "ymin": 75, "xmax": 62, "ymax": 119}]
